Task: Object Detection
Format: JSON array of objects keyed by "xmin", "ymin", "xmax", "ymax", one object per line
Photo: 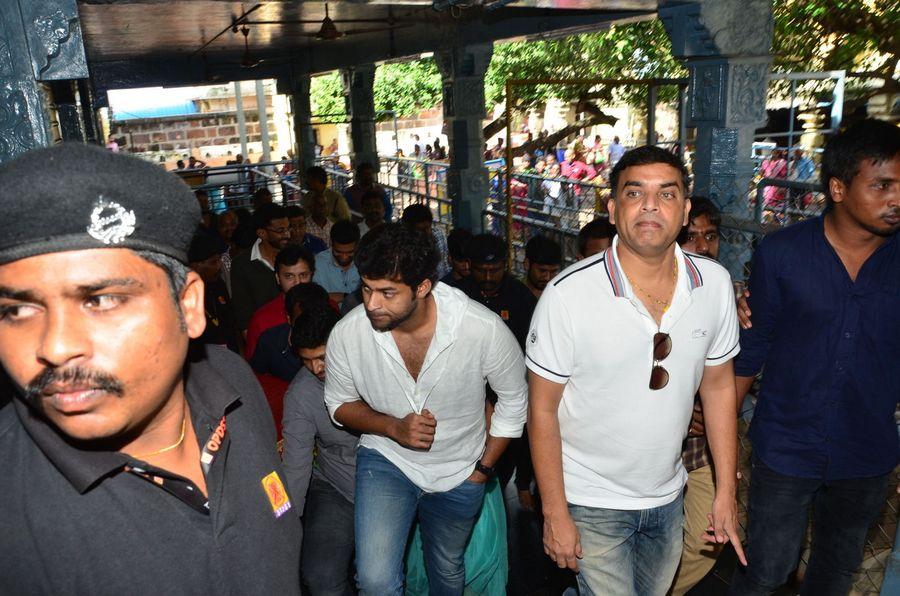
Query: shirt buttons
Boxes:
[{"xmin": 843, "ymin": 332, "xmax": 852, "ymax": 339}]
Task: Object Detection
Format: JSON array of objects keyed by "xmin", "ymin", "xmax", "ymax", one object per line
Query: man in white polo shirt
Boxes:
[
  {"xmin": 324, "ymin": 223, "xmax": 527, "ymax": 596},
  {"xmin": 527, "ymin": 146, "xmax": 745, "ymax": 595}
]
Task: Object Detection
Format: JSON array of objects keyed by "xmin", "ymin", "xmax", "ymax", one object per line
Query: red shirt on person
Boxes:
[{"xmin": 245, "ymin": 294, "xmax": 288, "ymax": 360}]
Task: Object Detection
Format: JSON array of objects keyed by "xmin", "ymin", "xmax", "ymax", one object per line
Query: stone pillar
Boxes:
[
  {"xmin": 278, "ymin": 74, "xmax": 317, "ymax": 173},
  {"xmin": 77, "ymin": 79, "xmax": 101, "ymax": 143},
  {"xmin": 660, "ymin": 0, "xmax": 773, "ymax": 277},
  {"xmin": 343, "ymin": 64, "xmax": 378, "ymax": 169},
  {"xmin": 436, "ymin": 43, "xmax": 493, "ymax": 232},
  {"xmin": 255, "ymin": 79, "xmax": 271, "ymax": 163},
  {"xmin": 0, "ymin": 0, "xmax": 88, "ymax": 163},
  {"xmin": 234, "ymin": 81, "xmax": 249, "ymax": 159}
]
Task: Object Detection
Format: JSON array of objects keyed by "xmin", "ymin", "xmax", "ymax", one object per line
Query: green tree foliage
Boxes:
[
  {"xmin": 485, "ymin": 19, "xmax": 686, "ymax": 110},
  {"xmin": 772, "ymin": 0, "xmax": 898, "ymax": 97},
  {"xmin": 374, "ymin": 59, "xmax": 443, "ymax": 118},
  {"xmin": 309, "ymin": 71, "xmax": 345, "ymax": 120},
  {"xmin": 309, "ymin": 59, "xmax": 443, "ymax": 121}
]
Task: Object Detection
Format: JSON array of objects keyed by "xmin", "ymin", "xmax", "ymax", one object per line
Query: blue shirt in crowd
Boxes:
[
  {"xmin": 313, "ymin": 250, "xmax": 360, "ymax": 296},
  {"xmin": 735, "ymin": 216, "xmax": 899, "ymax": 480},
  {"xmin": 300, "ymin": 233, "xmax": 327, "ymax": 255}
]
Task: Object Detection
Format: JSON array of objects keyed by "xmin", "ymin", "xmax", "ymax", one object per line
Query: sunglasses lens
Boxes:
[
  {"xmin": 653, "ymin": 333, "xmax": 672, "ymax": 361},
  {"xmin": 650, "ymin": 365, "xmax": 669, "ymax": 390}
]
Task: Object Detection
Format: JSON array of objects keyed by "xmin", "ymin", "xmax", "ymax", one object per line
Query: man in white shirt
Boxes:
[
  {"xmin": 527, "ymin": 146, "xmax": 745, "ymax": 595},
  {"xmin": 324, "ymin": 223, "xmax": 527, "ymax": 596},
  {"xmin": 608, "ymin": 135, "xmax": 626, "ymax": 168}
]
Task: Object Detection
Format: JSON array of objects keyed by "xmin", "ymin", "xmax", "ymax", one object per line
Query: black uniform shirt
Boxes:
[
  {"xmin": 0, "ymin": 345, "xmax": 302, "ymax": 595},
  {"xmin": 198, "ymin": 277, "xmax": 240, "ymax": 353},
  {"xmin": 459, "ymin": 274, "xmax": 537, "ymax": 350}
]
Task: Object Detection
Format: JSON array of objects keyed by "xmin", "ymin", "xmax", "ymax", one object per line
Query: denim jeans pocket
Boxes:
[{"xmin": 461, "ymin": 478, "xmax": 488, "ymax": 490}]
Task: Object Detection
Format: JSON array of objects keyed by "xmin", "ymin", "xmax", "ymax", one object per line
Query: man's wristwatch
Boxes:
[{"xmin": 474, "ymin": 459, "xmax": 496, "ymax": 478}]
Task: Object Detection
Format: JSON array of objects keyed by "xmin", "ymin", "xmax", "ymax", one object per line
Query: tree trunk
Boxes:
[{"xmin": 482, "ymin": 100, "xmax": 618, "ymax": 157}]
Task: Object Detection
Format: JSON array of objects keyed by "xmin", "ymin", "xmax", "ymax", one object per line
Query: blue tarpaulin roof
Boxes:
[{"xmin": 111, "ymin": 101, "xmax": 199, "ymax": 121}]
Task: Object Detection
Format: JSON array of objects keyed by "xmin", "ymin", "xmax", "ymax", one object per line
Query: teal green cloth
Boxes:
[{"xmin": 404, "ymin": 478, "xmax": 508, "ymax": 596}]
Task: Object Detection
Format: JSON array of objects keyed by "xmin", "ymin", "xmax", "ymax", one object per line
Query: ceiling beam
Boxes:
[{"xmin": 89, "ymin": 7, "xmax": 655, "ymax": 92}]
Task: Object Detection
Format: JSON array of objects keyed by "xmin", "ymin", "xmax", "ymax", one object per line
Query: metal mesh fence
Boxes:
[
  {"xmin": 483, "ymin": 168, "xmax": 613, "ymax": 275},
  {"xmin": 185, "ymin": 160, "xmax": 297, "ymax": 212}
]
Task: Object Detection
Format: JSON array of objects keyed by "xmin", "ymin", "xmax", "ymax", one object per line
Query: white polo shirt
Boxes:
[
  {"xmin": 325, "ymin": 282, "xmax": 528, "ymax": 492},
  {"xmin": 526, "ymin": 236, "xmax": 739, "ymax": 510}
]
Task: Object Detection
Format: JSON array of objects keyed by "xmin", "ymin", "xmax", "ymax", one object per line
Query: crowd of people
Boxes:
[
  {"xmin": 758, "ymin": 147, "xmax": 820, "ymax": 223},
  {"xmin": 0, "ymin": 118, "xmax": 897, "ymax": 596}
]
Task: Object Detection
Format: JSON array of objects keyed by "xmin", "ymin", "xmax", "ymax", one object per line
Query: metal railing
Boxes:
[
  {"xmin": 379, "ymin": 156, "xmax": 452, "ymax": 231},
  {"xmin": 309, "ymin": 156, "xmax": 453, "ymax": 231},
  {"xmin": 483, "ymin": 168, "xmax": 610, "ymax": 272},
  {"xmin": 181, "ymin": 159, "xmax": 295, "ymax": 211}
]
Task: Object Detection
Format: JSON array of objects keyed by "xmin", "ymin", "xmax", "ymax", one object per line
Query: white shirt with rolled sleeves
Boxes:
[
  {"xmin": 526, "ymin": 236, "xmax": 740, "ymax": 510},
  {"xmin": 324, "ymin": 282, "xmax": 528, "ymax": 493}
]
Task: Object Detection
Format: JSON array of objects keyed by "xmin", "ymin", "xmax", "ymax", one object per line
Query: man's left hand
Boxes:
[{"xmin": 704, "ymin": 497, "xmax": 747, "ymax": 566}]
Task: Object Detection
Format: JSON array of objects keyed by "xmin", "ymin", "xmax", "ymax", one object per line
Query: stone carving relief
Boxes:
[
  {"xmin": 465, "ymin": 170, "xmax": 488, "ymax": 197},
  {"xmin": 454, "ymin": 79, "xmax": 487, "ymax": 119},
  {"xmin": 442, "ymin": 82, "xmax": 455, "ymax": 118},
  {"xmin": 690, "ymin": 63, "xmax": 725, "ymax": 122},
  {"xmin": 18, "ymin": 0, "xmax": 89, "ymax": 81},
  {"xmin": 34, "ymin": 11, "xmax": 72, "ymax": 74},
  {"xmin": 0, "ymin": 83, "xmax": 37, "ymax": 162},
  {"xmin": 729, "ymin": 63, "xmax": 768, "ymax": 124},
  {"xmin": 0, "ymin": 38, "xmax": 12, "ymax": 77},
  {"xmin": 709, "ymin": 127, "xmax": 738, "ymax": 177}
]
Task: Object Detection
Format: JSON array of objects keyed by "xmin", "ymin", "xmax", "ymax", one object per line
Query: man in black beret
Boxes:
[
  {"xmin": 522, "ymin": 235, "xmax": 562, "ymax": 300},
  {"xmin": 188, "ymin": 233, "xmax": 239, "ymax": 353},
  {"xmin": 458, "ymin": 233, "xmax": 537, "ymax": 510},
  {"xmin": 459, "ymin": 234, "xmax": 536, "ymax": 350},
  {"xmin": 0, "ymin": 143, "xmax": 301, "ymax": 594}
]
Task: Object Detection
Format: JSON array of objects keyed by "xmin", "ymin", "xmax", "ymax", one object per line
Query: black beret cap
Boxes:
[
  {"xmin": 188, "ymin": 232, "xmax": 225, "ymax": 263},
  {"xmin": 0, "ymin": 143, "xmax": 201, "ymax": 264},
  {"xmin": 525, "ymin": 234, "xmax": 562, "ymax": 265},
  {"xmin": 468, "ymin": 233, "xmax": 508, "ymax": 264}
]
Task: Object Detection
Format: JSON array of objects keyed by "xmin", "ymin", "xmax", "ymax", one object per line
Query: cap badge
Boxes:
[{"xmin": 87, "ymin": 198, "xmax": 136, "ymax": 245}]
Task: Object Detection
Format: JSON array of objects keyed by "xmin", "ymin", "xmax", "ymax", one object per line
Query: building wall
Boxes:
[{"xmin": 109, "ymin": 110, "xmax": 279, "ymax": 166}]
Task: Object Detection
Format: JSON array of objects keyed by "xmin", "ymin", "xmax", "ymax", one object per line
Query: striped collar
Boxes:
[{"xmin": 603, "ymin": 235, "xmax": 704, "ymax": 298}]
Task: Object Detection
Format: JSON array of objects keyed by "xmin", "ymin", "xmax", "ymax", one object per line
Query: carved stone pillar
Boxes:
[
  {"xmin": 660, "ymin": 0, "xmax": 773, "ymax": 277},
  {"xmin": 0, "ymin": 0, "xmax": 88, "ymax": 163},
  {"xmin": 343, "ymin": 64, "xmax": 378, "ymax": 169},
  {"xmin": 436, "ymin": 43, "xmax": 493, "ymax": 232},
  {"xmin": 77, "ymin": 79, "xmax": 101, "ymax": 143},
  {"xmin": 278, "ymin": 75, "xmax": 318, "ymax": 173}
]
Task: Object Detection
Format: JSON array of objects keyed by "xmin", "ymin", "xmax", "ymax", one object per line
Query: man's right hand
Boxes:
[
  {"xmin": 388, "ymin": 409, "xmax": 437, "ymax": 449},
  {"xmin": 542, "ymin": 511, "xmax": 583, "ymax": 570},
  {"xmin": 737, "ymin": 289, "xmax": 752, "ymax": 329}
]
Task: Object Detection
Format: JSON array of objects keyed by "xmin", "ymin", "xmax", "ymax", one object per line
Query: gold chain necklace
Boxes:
[
  {"xmin": 133, "ymin": 410, "xmax": 187, "ymax": 459},
  {"xmin": 625, "ymin": 255, "xmax": 678, "ymax": 313}
]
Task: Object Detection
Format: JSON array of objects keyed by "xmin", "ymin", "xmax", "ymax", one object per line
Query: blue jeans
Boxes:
[
  {"xmin": 301, "ymin": 477, "xmax": 355, "ymax": 596},
  {"xmin": 354, "ymin": 447, "xmax": 486, "ymax": 596},
  {"xmin": 569, "ymin": 493, "xmax": 684, "ymax": 596},
  {"xmin": 728, "ymin": 455, "xmax": 890, "ymax": 596}
]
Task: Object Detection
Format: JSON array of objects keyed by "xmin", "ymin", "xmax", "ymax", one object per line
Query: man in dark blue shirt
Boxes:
[{"xmin": 729, "ymin": 119, "xmax": 900, "ymax": 596}]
